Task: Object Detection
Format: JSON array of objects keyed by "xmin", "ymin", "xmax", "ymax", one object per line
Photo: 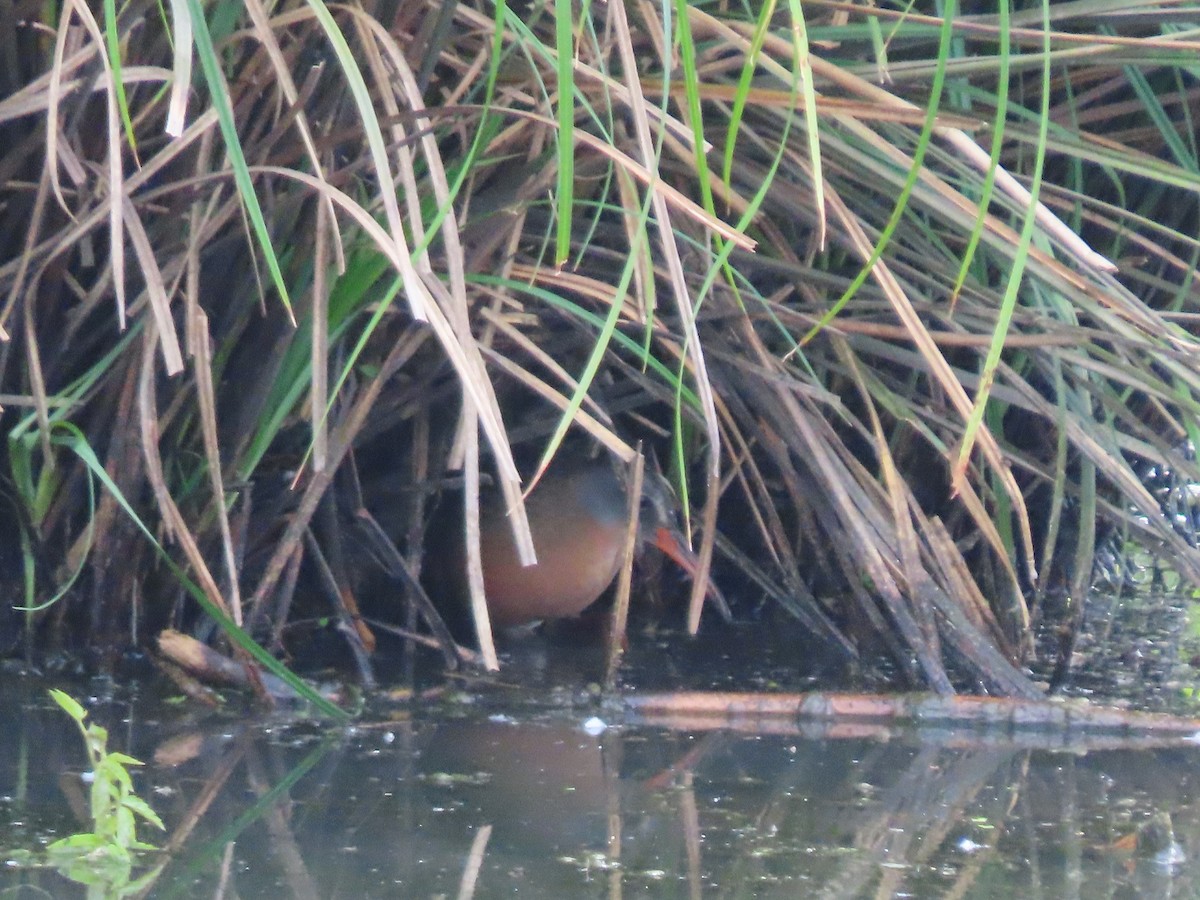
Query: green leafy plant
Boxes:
[{"xmin": 44, "ymin": 689, "xmax": 165, "ymax": 894}]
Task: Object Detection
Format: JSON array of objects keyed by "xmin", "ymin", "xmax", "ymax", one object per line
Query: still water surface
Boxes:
[{"xmin": 2, "ymin": 624, "xmax": 1199, "ymax": 898}]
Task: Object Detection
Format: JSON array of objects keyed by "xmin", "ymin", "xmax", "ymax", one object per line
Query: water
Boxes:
[{"xmin": 2, "ymin": 622, "xmax": 1200, "ymax": 898}]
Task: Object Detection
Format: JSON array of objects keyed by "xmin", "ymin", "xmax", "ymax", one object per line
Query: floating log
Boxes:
[{"xmin": 625, "ymin": 690, "xmax": 1200, "ymax": 738}]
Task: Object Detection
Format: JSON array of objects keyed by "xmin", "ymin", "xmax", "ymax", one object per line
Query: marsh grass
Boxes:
[{"xmin": 2, "ymin": 0, "xmax": 1200, "ymax": 697}]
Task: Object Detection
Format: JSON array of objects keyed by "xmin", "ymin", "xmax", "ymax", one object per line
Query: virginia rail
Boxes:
[{"xmin": 448, "ymin": 456, "xmax": 712, "ymax": 628}]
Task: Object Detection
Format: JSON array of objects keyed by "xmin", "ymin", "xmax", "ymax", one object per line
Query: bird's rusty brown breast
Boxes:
[{"xmin": 478, "ymin": 461, "xmax": 630, "ymax": 626}]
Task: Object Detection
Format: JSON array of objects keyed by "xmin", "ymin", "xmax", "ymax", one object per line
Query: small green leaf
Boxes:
[
  {"xmin": 106, "ymin": 753, "xmax": 146, "ymax": 768},
  {"xmin": 122, "ymin": 795, "xmax": 166, "ymax": 831},
  {"xmin": 47, "ymin": 833, "xmax": 106, "ymax": 853},
  {"xmin": 49, "ymin": 689, "xmax": 87, "ymax": 722}
]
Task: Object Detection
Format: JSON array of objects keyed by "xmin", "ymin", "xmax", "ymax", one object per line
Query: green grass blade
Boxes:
[
  {"xmin": 181, "ymin": 0, "xmax": 293, "ymax": 320},
  {"xmin": 554, "ymin": 0, "xmax": 576, "ymax": 266}
]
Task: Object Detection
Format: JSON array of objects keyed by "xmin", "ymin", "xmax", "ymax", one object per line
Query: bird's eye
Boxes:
[{"xmin": 639, "ymin": 492, "xmax": 673, "ymax": 529}]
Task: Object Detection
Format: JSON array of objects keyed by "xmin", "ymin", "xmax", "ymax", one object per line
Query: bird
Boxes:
[{"xmin": 439, "ymin": 455, "xmax": 720, "ymax": 629}]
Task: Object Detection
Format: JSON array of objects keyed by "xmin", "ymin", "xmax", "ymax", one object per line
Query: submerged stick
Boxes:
[{"xmin": 626, "ymin": 690, "xmax": 1200, "ymax": 736}]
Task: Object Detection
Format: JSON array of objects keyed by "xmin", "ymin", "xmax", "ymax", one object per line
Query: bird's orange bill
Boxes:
[{"xmin": 652, "ymin": 526, "xmax": 733, "ymax": 622}]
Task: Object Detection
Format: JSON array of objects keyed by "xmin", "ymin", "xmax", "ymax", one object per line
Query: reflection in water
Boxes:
[
  {"xmin": 419, "ymin": 721, "xmax": 615, "ymax": 855},
  {"xmin": 2, "ymin": 681, "xmax": 1200, "ymax": 898}
]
